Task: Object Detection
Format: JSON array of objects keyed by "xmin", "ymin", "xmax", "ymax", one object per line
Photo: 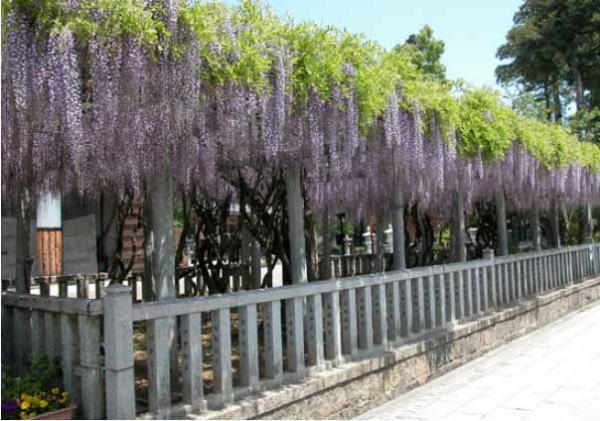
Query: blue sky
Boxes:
[{"xmin": 233, "ymin": 0, "xmax": 522, "ymax": 90}]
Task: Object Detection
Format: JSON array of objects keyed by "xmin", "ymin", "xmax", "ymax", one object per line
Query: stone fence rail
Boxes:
[{"xmin": 2, "ymin": 243, "xmax": 599, "ymax": 419}]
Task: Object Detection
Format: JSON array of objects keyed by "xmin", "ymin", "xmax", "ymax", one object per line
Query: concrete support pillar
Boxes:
[
  {"xmin": 451, "ymin": 191, "xmax": 467, "ymax": 262},
  {"xmin": 321, "ymin": 209, "xmax": 333, "ymax": 280},
  {"xmin": 375, "ymin": 218, "xmax": 386, "ymax": 272},
  {"xmin": 531, "ymin": 204, "xmax": 542, "ymax": 252},
  {"xmin": 582, "ymin": 202, "xmax": 593, "ymax": 244},
  {"xmin": 251, "ymin": 239, "xmax": 262, "ymax": 289},
  {"xmin": 495, "ymin": 190, "xmax": 509, "ymax": 256},
  {"xmin": 550, "ymin": 204, "xmax": 561, "ymax": 248},
  {"xmin": 391, "ymin": 188, "xmax": 406, "ymax": 270},
  {"xmin": 284, "ymin": 162, "xmax": 308, "ymax": 284},
  {"xmin": 240, "ymin": 227, "xmax": 252, "ymax": 290}
]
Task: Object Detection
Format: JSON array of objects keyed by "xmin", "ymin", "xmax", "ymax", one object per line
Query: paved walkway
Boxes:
[{"xmin": 358, "ymin": 303, "xmax": 600, "ymax": 421}]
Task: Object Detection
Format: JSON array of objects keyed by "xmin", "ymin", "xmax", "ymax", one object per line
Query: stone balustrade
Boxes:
[{"xmin": 1, "ymin": 243, "xmax": 599, "ymax": 419}]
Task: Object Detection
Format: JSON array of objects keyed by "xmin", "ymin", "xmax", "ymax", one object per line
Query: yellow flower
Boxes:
[
  {"xmin": 19, "ymin": 411, "xmax": 28, "ymax": 420},
  {"xmin": 30, "ymin": 413, "xmax": 36, "ymax": 418},
  {"xmin": 51, "ymin": 387, "xmax": 60, "ymax": 395},
  {"xmin": 20, "ymin": 393, "xmax": 31, "ymax": 401},
  {"xmin": 39, "ymin": 400, "xmax": 48, "ymax": 408},
  {"xmin": 20, "ymin": 400, "xmax": 30, "ymax": 410}
]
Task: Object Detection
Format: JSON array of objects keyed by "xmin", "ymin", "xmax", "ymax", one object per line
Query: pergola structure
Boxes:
[{"xmin": 2, "ymin": 1, "xmax": 600, "ymax": 419}]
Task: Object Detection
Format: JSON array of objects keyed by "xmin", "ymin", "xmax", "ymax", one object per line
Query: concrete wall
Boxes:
[
  {"xmin": 63, "ymin": 214, "xmax": 98, "ymax": 274},
  {"xmin": 201, "ymin": 278, "xmax": 600, "ymax": 420}
]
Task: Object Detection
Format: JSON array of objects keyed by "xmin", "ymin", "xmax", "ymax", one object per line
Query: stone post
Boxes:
[
  {"xmin": 321, "ymin": 209, "xmax": 333, "ymax": 279},
  {"xmin": 550, "ymin": 204, "xmax": 561, "ymax": 248},
  {"xmin": 251, "ymin": 240, "xmax": 262, "ymax": 289},
  {"xmin": 582, "ymin": 202, "xmax": 593, "ymax": 244},
  {"xmin": 495, "ymin": 190, "xmax": 509, "ymax": 256},
  {"xmin": 451, "ymin": 191, "xmax": 467, "ymax": 262},
  {"xmin": 285, "ymin": 162, "xmax": 308, "ymax": 284},
  {"xmin": 375, "ymin": 218, "xmax": 386, "ymax": 272},
  {"xmin": 104, "ymin": 284, "xmax": 135, "ymax": 420},
  {"xmin": 531, "ymin": 204, "xmax": 542, "ymax": 252},
  {"xmin": 391, "ymin": 188, "xmax": 406, "ymax": 270}
]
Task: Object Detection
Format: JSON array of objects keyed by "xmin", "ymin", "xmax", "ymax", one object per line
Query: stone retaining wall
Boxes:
[{"xmin": 196, "ymin": 277, "xmax": 600, "ymax": 420}]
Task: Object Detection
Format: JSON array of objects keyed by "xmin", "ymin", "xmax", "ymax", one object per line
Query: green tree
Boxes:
[
  {"xmin": 395, "ymin": 25, "xmax": 446, "ymax": 81},
  {"xmin": 496, "ymin": 0, "xmax": 600, "ymax": 142}
]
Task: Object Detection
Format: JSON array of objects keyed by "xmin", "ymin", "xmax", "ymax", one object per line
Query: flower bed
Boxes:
[{"xmin": 1, "ymin": 356, "xmax": 71, "ymax": 420}]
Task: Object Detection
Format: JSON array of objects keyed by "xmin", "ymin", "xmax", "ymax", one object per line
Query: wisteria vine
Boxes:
[{"xmin": 2, "ymin": 0, "xmax": 600, "ymax": 223}]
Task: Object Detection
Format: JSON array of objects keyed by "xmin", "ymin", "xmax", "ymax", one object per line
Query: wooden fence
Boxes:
[{"xmin": 2, "ymin": 243, "xmax": 599, "ymax": 419}]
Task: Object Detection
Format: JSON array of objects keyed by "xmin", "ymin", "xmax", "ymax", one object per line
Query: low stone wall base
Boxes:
[{"xmin": 192, "ymin": 277, "xmax": 600, "ymax": 420}]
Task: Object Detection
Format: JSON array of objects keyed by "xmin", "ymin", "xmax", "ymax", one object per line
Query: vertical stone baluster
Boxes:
[
  {"xmin": 262, "ymin": 301, "xmax": 283, "ymax": 381},
  {"xmin": 404, "ymin": 279, "xmax": 414, "ymax": 336},
  {"xmin": 503, "ymin": 263, "xmax": 510, "ymax": 303},
  {"xmin": 457, "ymin": 271, "xmax": 465, "ymax": 319},
  {"xmin": 181, "ymin": 312, "xmax": 205, "ymax": 412},
  {"xmin": 211, "ymin": 308, "xmax": 233, "ymax": 407},
  {"xmin": 466, "ymin": 269, "xmax": 473, "ymax": 317},
  {"xmin": 448, "ymin": 272, "xmax": 456, "ymax": 322},
  {"xmin": 31, "ymin": 308, "xmax": 45, "ymax": 356},
  {"xmin": 372, "ymin": 285, "xmax": 388, "ymax": 349},
  {"xmin": 147, "ymin": 317, "xmax": 172, "ymax": 416},
  {"xmin": 357, "ymin": 286, "xmax": 373, "ymax": 350},
  {"xmin": 239, "ymin": 304, "xmax": 259, "ymax": 391},
  {"xmin": 386, "ymin": 282, "xmax": 402, "ymax": 341},
  {"xmin": 482, "ymin": 264, "xmax": 489, "ymax": 312},
  {"xmin": 78, "ymin": 315, "xmax": 103, "ymax": 419},
  {"xmin": 323, "ymin": 291, "xmax": 343, "ymax": 364},
  {"xmin": 340, "ymin": 289, "xmax": 358, "ymax": 357},
  {"xmin": 306, "ymin": 294, "xmax": 325, "ymax": 369},
  {"xmin": 61, "ymin": 314, "xmax": 79, "ymax": 406},
  {"xmin": 417, "ymin": 277, "xmax": 425, "ymax": 331},
  {"xmin": 427, "ymin": 275, "xmax": 436, "ymax": 328},
  {"xmin": 439, "ymin": 274, "xmax": 447, "ymax": 326},
  {"xmin": 474, "ymin": 267, "xmax": 481, "ymax": 314},
  {"xmin": 285, "ymin": 297, "xmax": 305, "ymax": 377},
  {"xmin": 515, "ymin": 261, "xmax": 521, "ymax": 299}
]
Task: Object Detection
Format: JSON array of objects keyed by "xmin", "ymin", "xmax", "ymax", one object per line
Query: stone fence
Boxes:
[{"xmin": 2, "ymin": 244, "xmax": 599, "ymax": 419}]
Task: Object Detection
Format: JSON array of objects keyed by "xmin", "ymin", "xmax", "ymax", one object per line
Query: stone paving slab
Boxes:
[{"xmin": 358, "ymin": 303, "xmax": 600, "ymax": 421}]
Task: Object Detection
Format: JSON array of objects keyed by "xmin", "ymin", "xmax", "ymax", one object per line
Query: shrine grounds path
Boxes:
[{"xmin": 358, "ymin": 303, "xmax": 600, "ymax": 421}]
